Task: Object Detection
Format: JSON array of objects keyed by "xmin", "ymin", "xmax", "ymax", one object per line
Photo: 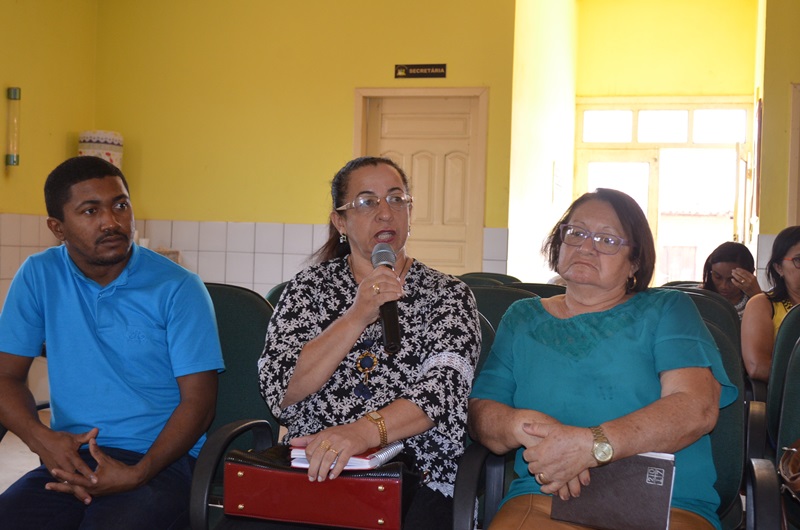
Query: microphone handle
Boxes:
[{"xmin": 379, "ymin": 301, "xmax": 401, "ymax": 353}]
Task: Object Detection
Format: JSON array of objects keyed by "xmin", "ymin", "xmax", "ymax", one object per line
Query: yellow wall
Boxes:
[
  {"xmin": 0, "ymin": 0, "xmax": 97, "ymax": 216},
  {"xmin": 577, "ymin": 0, "xmax": 757, "ymax": 96},
  {"xmin": 3, "ymin": 0, "xmax": 781, "ymax": 233},
  {"xmin": 760, "ymin": 0, "xmax": 800, "ymax": 232},
  {"xmin": 91, "ymin": 0, "xmax": 515, "ymax": 226}
]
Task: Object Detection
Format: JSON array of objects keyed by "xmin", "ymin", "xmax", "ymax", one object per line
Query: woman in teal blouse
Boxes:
[{"xmin": 469, "ymin": 188, "xmax": 737, "ymax": 530}]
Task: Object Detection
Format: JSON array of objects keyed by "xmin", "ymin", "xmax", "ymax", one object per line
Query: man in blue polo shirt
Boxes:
[{"xmin": 0, "ymin": 156, "xmax": 225, "ymax": 529}]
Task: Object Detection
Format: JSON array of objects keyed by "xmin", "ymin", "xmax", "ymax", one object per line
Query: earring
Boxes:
[
  {"xmin": 407, "ymin": 226, "xmax": 412, "ymax": 237},
  {"xmin": 339, "ymin": 233, "xmax": 348, "ymax": 243},
  {"xmin": 626, "ymin": 276, "xmax": 637, "ymax": 292}
]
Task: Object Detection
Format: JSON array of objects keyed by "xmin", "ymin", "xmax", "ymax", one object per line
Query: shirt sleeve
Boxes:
[
  {"xmin": 258, "ymin": 271, "xmax": 326, "ymax": 419},
  {"xmin": 0, "ymin": 258, "xmax": 46, "ymax": 357},
  {"xmin": 652, "ymin": 291, "xmax": 738, "ymax": 409},
  {"xmin": 469, "ymin": 299, "xmax": 526, "ymax": 405},
  {"xmin": 400, "ymin": 279, "xmax": 481, "ymax": 441},
  {"xmin": 164, "ymin": 274, "xmax": 226, "ymax": 377}
]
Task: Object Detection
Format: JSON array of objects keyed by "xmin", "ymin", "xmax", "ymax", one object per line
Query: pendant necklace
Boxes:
[{"xmin": 354, "ymin": 333, "xmax": 381, "ymax": 400}]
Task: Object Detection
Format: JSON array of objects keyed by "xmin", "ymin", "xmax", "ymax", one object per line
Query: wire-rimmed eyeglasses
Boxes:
[
  {"xmin": 559, "ymin": 224, "xmax": 630, "ymax": 255},
  {"xmin": 783, "ymin": 256, "xmax": 800, "ymax": 269},
  {"xmin": 336, "ymin": 193, "xmax": 413, "ymax": 213}
]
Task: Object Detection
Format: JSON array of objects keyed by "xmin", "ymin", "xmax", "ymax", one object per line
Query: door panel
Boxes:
[{"xmin": 364, "ymin": 96, "xmax": 485, "ymax": 274}]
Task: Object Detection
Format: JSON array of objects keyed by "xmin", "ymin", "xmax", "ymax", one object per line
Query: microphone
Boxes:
[{"xmin": 371, "ymin": 243, "xmax": 401, "ymax": 353}]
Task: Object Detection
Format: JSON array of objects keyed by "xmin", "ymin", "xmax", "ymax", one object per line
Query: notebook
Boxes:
[
  {"xmin": 290, "ymin": 440, "xmax": 405, "ymax": 470},
  {"xmin": 550, "ymin": 452, "xmax": 676, "ymax": 530}
]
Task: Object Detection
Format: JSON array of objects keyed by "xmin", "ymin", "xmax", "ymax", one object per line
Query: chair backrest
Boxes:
[
  {"xmin": 660, "ymin": 286, "xmax": 741, "ymax": 344},
  {"xmin": 508, "ymin": 282, "xmax": 566, "ymax": 298},
  {"xmin": 702, "ymin": 321, "xmax": 746, "ymax": 528},
  {"xmin": 475, "ymin": 312, "xmax": 496, "ymax": 376},
  {"xmin": 767, "ymin": 306, "xmax": 800, "ymax": 447},
  {"xmin": 265, "ymin": 281, "xmax": 289, "ymax": 310},
  {"xmin": 774, "ymin": 339, "xmax": 800, "ymax": 528},
  {"xmin": 460, "ymin": 272, "xmax": 521, "ymax": 284},
  {"xmin": 777, "ymin": 338, "xmax": 800, "ymax": 461},
  {"xmin": 458, "ymin": 275, "xmax": 504, "ymax": 287},
  {"xmin": 468, "ymin": 285, "xmax": 538, "ymax": 331},
  {"xmin": 661, "ymin": 280, "xmax": 700, "ymax": 287},
  {"xmin": 205, "ymin": 283, "xmax": 278, "ymax": 439}
]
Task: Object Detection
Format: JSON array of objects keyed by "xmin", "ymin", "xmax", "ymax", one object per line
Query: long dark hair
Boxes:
[
  {"xmin": 766, "ymin": 225, "xmax": 800, "ymax": 302},
  {"xmin": 312, "ymin": 156, "xmax": 410, "ymax": 264},
  {"xmin": 542, "ymin": 188, "xmax": 655, "ymax": 293},
  {"xmin": 701, "ymin": 242, "xmax": 755, "ymax": 292}
]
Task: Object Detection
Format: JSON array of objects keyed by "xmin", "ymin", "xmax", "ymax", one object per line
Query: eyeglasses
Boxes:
[
  {"xmin": 336, "ymin": 193, "xmax": 413, "ymax": 213},
  {"xmin": 783, "ymin": 257, "xmax": 800, "ymax": 269},
  {"xmin": 559, "ymin": 224, "xmax": 630, "ymax": 255}
]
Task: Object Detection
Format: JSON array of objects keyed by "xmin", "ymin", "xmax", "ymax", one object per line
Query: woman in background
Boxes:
[
  {"xmin": 741, "ymin": 226, "xmax": 800, "ymax": 382},
  {"xmin": 700, "ymin": 241, "xmax": 761, "ymax": 319}
]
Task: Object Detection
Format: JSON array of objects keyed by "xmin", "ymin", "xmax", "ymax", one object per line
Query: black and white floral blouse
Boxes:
[{"xmin": 258, "ymin": 256, "xmax": 481, "ymax": 497}]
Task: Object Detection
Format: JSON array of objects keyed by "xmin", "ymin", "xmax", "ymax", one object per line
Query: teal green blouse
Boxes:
[{"xmin": 470, "ymin": 288, "xmax": 738, "ymax": 530}]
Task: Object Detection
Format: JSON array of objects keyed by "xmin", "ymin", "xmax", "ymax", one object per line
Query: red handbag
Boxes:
[{"xmin": 223, "ymin": 445, "xmax": 420, "ymax": 530}]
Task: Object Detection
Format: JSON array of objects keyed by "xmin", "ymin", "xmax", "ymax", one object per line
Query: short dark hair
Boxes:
[
  {"xmin": 313, "ymin": 156, "xmax": 410, "ymax": 263},
  {"xmin": 701, "ymin": 242, "xmax": 755, "ymax": 292},
  {"xmin": 766, "ymin": 225, "xmax": 800, "ymax": 302},
  {"xmin": 542, "ymin": 188, "xmax": 655, "ymax": 292},
  {"xmin": 44, "ymin": 156, "xmax": 128, "ymax": 221}
]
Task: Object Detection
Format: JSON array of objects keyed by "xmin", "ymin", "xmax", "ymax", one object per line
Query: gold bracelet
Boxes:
[{"xmin": 365, "ymin": 410, "xmax": 388, "ymax": 447}]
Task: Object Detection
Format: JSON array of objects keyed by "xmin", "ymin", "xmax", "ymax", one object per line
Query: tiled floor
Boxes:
[{"xmin": 0, "ymin": 410, "xmax": 48, "ymax": 493}]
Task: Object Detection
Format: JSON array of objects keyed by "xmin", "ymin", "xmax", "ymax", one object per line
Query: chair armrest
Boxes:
[
  {"xmin": 189, "ymin": 419, "xmax": 274, "ymax": 530},
  {"xmin": 484, "ymin": 451, "xmax": 508, "ymax": 527},
  {"xmin": 746, "ymin": 457, "xmax": 782, "ymax": 530},
  {"xmin": 747, "ymin": 400, "xmax": 767, "ymax": 461},
  {"xmin": 746, "ymin": 377, "xmax": 767, "ymax": 403},
  {"xmin": 453, "ymin": 443, "xmax": 491, "ymax": 530}
]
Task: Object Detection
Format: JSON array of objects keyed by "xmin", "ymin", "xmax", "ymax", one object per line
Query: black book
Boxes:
[{"xmin": 550, "ymin": 452, "xmax": 675, "ymax": 530}]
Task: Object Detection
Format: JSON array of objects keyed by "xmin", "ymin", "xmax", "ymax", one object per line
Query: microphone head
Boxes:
[{"xmin": 371, "ymin": 243, "xmax": 396, "ymax": 269}]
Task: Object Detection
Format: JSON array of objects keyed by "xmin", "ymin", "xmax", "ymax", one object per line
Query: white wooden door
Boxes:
[{"xmin": 363, "ymin": 95, "xmax": 485, "ymax": 275}]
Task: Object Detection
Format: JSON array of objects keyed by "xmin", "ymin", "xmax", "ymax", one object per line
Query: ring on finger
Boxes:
[
  {"xmin": 372, "ymin": 284, "xmax": 381, "ymax": 295},
  {"xmin": 327, "ymin": 447, "xmax": 339, "ymax": 455},
  {"xmin": 536, "ymin": 472, "xmax": 550, "ymax": 485},
  {"xmin": 319, "ymin": 439, "xmax": 332, "ymax": 451}
]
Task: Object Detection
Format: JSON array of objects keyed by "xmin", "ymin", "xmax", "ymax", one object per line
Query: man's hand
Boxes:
[
  {"xmin": 46, "ymin": 438, "xmax": 147, "ymax": 504},
  {"xmin": 36, "ymin": 427, "xmax": 99, "ymax": 486}
]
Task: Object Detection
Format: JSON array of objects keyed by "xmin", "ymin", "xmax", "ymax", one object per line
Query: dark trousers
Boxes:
[
  {"xmin": 0, "ymin": 446, "xmax": 195, "ymax": 530},
  {"xmin": 216, "ymin": 485, "xmax": 453, "ymax": 530}
]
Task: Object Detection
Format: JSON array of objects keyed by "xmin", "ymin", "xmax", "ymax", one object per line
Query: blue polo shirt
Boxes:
[{"xmin": 0, "ymin": 244, "xmax": 224, "ymax": 457}]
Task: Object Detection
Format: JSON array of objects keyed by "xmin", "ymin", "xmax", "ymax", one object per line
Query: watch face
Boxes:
[
  {"xmin": 594, "ymin": 442, "xmax": 613, "ymax": 463},
  {"xmin": 368, "ymin": 411, "xmax": 382, "ymax": 421}
]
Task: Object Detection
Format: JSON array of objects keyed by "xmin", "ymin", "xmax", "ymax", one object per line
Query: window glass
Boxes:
[
  {"xmin": 693, "ymin": 109, "xmax": 747, "ymax": 144},
  {"xmin": 583, "ymin": 110, "xmax": 633, "ymax": 143},
  {"xmin": 587, "ymin": 161, "xmax": 650, "ymax": 216},
  {"xmin": 638, "ymin": 110, "xmax": 688, "ymax": 143}
]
